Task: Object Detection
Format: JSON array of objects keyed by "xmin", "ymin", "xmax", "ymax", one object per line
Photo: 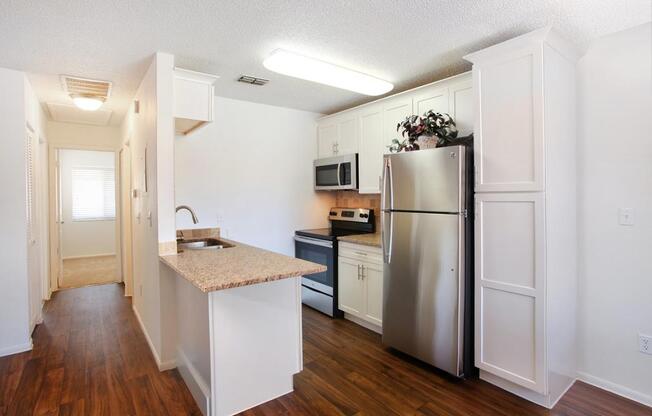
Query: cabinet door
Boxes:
[
  {"xmin": 449, "ymin": 79, "xmax": 474, "ymax": 137},
  {"xmin": 475, "ymin": 192, "xmax": 546, "ymax": 394},
  {"xmin": 358, "ymin": 103, "xmax": 384, "ymax": 194},
  {"xmin": 473, "ymin": 47, "xmax": 544, "ymax": 192},
  {"xmin": 362, "ymin": 262, "xmax": 383, "ymax": 326},
  {"xmin": 317, "ymin": 121, "xmax": 338, "ymax": 158},
  {"xmin": 336, "ymin": 113, "xmax": 359, "ymax": 155},
  {"xmin": 412, "ymin": 84, "xmax": 449, "ymax": 116},
  {"xmin": 382, "ymin": 96, "xmax": 413, "ymax": 153},
  {"xmin": 338, "ymin": 257, "xmax": 363, "ymax": 317}
]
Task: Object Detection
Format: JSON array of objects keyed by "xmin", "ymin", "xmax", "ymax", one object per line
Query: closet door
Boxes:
[
  {"xmin": 473, "ymin": 47, "xmax": 544, "ymax": 193},
  {"xmin": 475, "ymin": 192, "xmax": 546, "ymax": 394}
]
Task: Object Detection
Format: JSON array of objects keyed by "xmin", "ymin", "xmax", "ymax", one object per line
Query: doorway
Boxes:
[{"xmin": 54, "ymin": 148, "xmax": 120, "ymax": 289}]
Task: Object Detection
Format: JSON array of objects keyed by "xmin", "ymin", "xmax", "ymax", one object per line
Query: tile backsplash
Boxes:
[{"xmin": 335, "ymin": 191, "xmax": 381, "ymax": 229}]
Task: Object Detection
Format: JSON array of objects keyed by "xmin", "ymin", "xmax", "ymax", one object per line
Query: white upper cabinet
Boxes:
[
  {"xmin": 358, "ymin": 103, "xmax": 383, "ymax": 194},
  {"xmin": 466, "ymin": 44, "xmax": 544, "ymax": 192},
  {"xmin": 174, "ymin": 68, "xmax": 218, "ymax": 136},
  {"xmin": 317, "ymin": 112, "xmax": 359, "ymax": 158},
  {"xmin": 317, "ymin": 121, "xmax": 338, "ymax": 158},
  {"xmin": 412, "ymin": 84, "xmax": 449, "ymax": 116},
  {"xmin": 449, "ymin": 79, "xmax": 474, "ymax": 137},
  {"xmin": 315, "ymin": 72, "xmax": 472, "ymax": 194},
  {"xmin": 381, "ymin": 95, "xmax": 413, "ymax": 154}
]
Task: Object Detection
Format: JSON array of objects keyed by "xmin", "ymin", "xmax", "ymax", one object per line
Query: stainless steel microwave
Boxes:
[{"xmin": 314, "ymin": 154, "xmax": 358, "ymax": 191}]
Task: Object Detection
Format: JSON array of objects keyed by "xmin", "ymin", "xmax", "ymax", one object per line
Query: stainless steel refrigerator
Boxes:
[{"xmin": 381, "ymin": 145, "xmax": 473, "ymax": 378}]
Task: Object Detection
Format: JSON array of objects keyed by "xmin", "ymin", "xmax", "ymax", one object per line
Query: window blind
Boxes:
[{"xmin": 71, "ymin": 167, "xmax": 115, "ymax": 221}]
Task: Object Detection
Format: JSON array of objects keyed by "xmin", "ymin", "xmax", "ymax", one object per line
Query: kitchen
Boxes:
[{"xmin": 0, "ymin": 2, "xmax": 650, "ymax": 416}]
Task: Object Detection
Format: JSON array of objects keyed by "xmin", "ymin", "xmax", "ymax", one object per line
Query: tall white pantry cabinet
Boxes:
[{"xmin": 465, "ymin": 27, "xmax": 579, "ymax": 408}]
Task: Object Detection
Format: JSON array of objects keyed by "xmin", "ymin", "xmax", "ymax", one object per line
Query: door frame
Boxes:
[
  {"xmin": 119, "ymin": 143, "xmax": 134, "ymax": 297},
  {"xmin": 47, "ymin": 143, "xmax": 121, "ymax": 292}
]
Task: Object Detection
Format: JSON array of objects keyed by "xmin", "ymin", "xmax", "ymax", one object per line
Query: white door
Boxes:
[
  {"xmin": 338, "ymin": 257, "xmax": 363, "ymax": 316},
  {"xmin": 473, "ymin": 47, "xmax": 544, "ymax": 192},
  {"xmin": 358, "ymin": 103, "xmax": 383, "ymax": 194},
  {"xmin": 362, "ymin": 262, "xmax": 383, "ymax": 326},
  {"xmin": 449, "ymin": 79, "xmax": 474, "ymax": 137},
  {"xmin": 382, "ymin": 96, "xmax": 413, "ymax": 153},
  {"xmin": 25, "ymin": 131, "xmax": 41, "ymax": 328},
  {"xmin": 412, "ymin": 85, "xmax": 449, "ymax": 116},
  {"xmin": 475, "ymin": 192, "xmax": 546, "ymax": 393},
  {"xmin": 317, "ymin": 122, "xmax": 338, "ymax": 158},
  {"xmin": 336, "ymin": 113, "xmax": 359, "ymax": 155}
]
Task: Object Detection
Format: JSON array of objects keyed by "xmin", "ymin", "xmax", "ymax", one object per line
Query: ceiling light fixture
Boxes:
[
  {"xmin": 263, "ymin": 49, "xmax": 393, "ymax": 96},
  {"xmin": 72, "ymin": 95, "xmax": 104, "ymax": 111}
]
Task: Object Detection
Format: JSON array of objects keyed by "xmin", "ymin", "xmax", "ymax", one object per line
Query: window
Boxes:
[{"xmin": 71, "ymin": 167, "xmax": 115, "ymax": 221}]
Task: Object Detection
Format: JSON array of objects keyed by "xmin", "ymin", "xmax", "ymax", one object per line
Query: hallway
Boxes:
[{"xmin": 0, "ymin": 284, "xmax": 201, "ymax": 415}]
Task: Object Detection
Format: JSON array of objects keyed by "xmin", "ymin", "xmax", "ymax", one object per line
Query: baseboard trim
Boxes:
[
  {"xmin": 343, "ymin": 313, "xmax": 382, "ymax": 334},
  {"xmin": 62, "ymin": 253, "xmax": 116, "ymax": 260},
  {"xmin": 0, "ymin": 340, "xmax": 33, "ymax": 357},
  {"xmin": 577, "ymin": 371, "xmax": 652, "ymax": 408},
  {"xmin": 177, "ymin": 348, "xmax": 210, "ymax": 416},
  {"xmin": 131, "ymin": 305, "xmax": 176, "ymax": 371}
]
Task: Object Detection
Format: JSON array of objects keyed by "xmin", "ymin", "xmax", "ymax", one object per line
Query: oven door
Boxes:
[{"xmin": 294, "ymin": 235, "xmax": 334, "ymax": 293}]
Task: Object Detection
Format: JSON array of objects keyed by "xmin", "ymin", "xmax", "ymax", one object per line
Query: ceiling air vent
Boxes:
[
  {"xmin": 60, "ymin": 75, "xmax": 112, "ymax": 100},
  {"xmin": 237, "ymin": 75, "xmax": 269, "ymax": 86}
]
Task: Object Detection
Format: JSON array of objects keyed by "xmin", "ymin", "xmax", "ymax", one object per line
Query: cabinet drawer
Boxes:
[{"xmin": 339, "ymin": 242, "xmax": 382, "ymax": 264}]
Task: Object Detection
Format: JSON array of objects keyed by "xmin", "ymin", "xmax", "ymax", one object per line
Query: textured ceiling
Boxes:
[{"xmin": 0, "ymin": 0, "xmax": 650, "ymax": 125}]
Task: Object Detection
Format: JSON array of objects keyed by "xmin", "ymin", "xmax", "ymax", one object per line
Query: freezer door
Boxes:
[
  {"xmin": 386, "ymin": 146, "xmax": 464, "ymax": 213},
  {"xmin": 382, "ymin": 211, "xmax": 463, "ymax": 376}
]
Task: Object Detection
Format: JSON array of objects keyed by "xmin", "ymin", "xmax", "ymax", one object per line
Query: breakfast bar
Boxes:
[{"xmin": 159, "ymin": 231, "xmax": 325, "ymax": 416}]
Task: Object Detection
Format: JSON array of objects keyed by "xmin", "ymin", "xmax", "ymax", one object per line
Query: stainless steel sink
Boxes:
[{"xmin": 177, "ymin": 238, "xmax": 234, "ymax": 252}]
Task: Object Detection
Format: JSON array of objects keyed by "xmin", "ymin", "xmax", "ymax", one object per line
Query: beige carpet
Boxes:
[{"xmin": 61, "ymin": 255, "xmax": 119, "ymax": 288}]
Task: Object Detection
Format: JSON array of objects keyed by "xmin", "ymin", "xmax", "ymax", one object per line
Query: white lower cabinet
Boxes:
[{"xmin": 338, "ymin": 242, "xmax": 383, "ymax": 331}]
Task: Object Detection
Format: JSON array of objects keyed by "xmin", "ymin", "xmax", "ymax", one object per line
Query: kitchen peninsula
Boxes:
[{"xmin": 159, "ymin": 231, "xmax": 325, "ymax": 416}]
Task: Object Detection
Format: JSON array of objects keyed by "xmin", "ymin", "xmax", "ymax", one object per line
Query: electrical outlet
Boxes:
[
  {"xmin": 139, "ymin": 285, "xmax": 143, "ymax": 297},
  {"xmin": 639, "ymin": 334, "xmax": 652, "ymax": 355}
]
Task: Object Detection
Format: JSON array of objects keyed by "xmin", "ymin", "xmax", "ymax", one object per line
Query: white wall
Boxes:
[
  {"xmin": 175, "ymin": 96, "xmax": 335, "ymax": 256},
  {"xmin": 577, "ymin": 22, "xmax": 652, "ymax": 405},
  {"xmin": 59, "ymin": 149, "xmax": 116, "ymax": 258},
  {"xmin": 120, "ymin": 52, "xmax": 177, "ymax": 369},
  {"xmin": 47, "ymin": 121, "xmax": 121, "ymax": 149},
  {"xmin": 0, "ymin": 67, "xmax": 31, "ymax": 356}
]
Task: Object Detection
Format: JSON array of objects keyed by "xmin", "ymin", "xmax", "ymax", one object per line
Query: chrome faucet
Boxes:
[{"xmin": 176, "ymin": 205, "xmax": 199, "ymax": 224}]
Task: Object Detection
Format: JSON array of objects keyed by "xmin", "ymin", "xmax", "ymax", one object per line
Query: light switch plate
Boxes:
[{"xmin": 619, "ymin": 208, "xmax": 634, "ymax": 226}]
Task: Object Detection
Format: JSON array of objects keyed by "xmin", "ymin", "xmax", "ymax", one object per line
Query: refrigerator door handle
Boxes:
[{"xmin": 381, "ymin": 157, "xmax": 394, "ymax": 264}]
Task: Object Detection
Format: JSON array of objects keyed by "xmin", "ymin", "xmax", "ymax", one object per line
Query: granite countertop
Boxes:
[
  {"xmin": 338, "ymin": 232, "xmax": 382, "ymax": 248},
  {"xmin": 160, "ymin": 239, "xmax": 326, "ymax": 293}
]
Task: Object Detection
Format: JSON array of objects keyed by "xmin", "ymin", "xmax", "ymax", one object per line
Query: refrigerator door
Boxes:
[
  {"xmin": 382, "ymin": 211, "xmax": 463, "ymax": 376},
  {"xmin": 386, "ymin": 146, "xmax": 464, "ymax": 213}
]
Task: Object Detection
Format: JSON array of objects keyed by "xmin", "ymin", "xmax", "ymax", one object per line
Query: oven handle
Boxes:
[{"xmin": 294, "ymin": 235, "xmax": 334, "ymax": 249}]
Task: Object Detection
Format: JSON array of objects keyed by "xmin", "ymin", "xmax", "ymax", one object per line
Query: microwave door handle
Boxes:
[{"xmin": 337, "ymin": 163, "xmax": 342, "ymax": 186}]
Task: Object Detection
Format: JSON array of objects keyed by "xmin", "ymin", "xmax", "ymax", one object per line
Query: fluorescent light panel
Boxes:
[{"xmin": 263, "ymin": 49, "xmax": 393, "ymax": 96}]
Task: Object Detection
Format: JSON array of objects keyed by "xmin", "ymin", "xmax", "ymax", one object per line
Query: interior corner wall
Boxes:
[
  {"xmin": 120, "ymin": 52, "xmax": 178, "ymax": 369},
  {"xmin": 122, "ymin": 55, "xmax": 165, "ymax": 366},
  {"xmin": 577, "ymin": 22, "xmax": 652, "ymax": 405},
  {"xmin": 0, "ymin": 67, "xmax": 31, "ymax": 356}
]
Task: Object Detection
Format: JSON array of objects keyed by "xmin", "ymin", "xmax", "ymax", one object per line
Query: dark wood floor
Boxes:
[
  {"xmin": 0, "ymin": 283, "xmax": 201, "ymax": 415},
  {"xmin": 1, "ymin": 283, "xmax": 650, "ymax": 416}
]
